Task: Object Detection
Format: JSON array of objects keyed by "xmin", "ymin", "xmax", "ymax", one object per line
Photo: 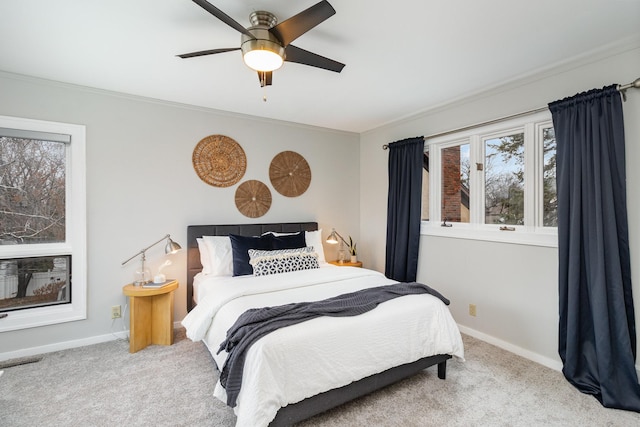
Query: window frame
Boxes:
[
  {"xmin": 422, "ymin": 110, "xmax": 557, "ymax": 247},
  {"xmin": 481, "ymin": 126, "xmax": 527, "ymax": 228},
  {"xmin": 437, "ymin": 138, "xmax": 471, "ymax": 224},
  {"xmin": 0, "ymin": 115, "xmax": 86, "ymax": 332}
]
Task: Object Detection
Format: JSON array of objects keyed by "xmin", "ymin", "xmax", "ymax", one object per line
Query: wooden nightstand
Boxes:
[
  {"xmin": 122, "ymin": 280, "xmax": 178, "ymax": 353},
  {"xmin": 329, "ymin": 260, "xmax": 363, "ymax": 268}
]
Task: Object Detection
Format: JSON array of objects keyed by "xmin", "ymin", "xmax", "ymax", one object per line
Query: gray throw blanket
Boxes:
[{"xmin": 217, "ymin": 281, "xmax": 450, "ymax": 407}]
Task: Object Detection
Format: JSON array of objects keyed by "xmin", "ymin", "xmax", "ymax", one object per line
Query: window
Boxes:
[
  {"xmin": 422, "ymin": 111, "xmax": 556, "ymax": 246},
  {"xmin": 541, "ymin": 126, "xmax": 557, "ymax": 227},
  {"xmin": 441, "ymin": 142, "xmax": 470, "ymax": 223},
  {"xmin": 484, "ymin": 132, "xmax": 524, "ymax": 225},
  {"xmin": 0, "ymin": 115, "xmax": 86, "ymax": 331}
]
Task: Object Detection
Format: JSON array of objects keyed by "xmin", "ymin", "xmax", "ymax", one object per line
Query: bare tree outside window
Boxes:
[
  {"xmin": 0, "ymin": 136, "xmax": 69, "ymax": 312},
  {"xmin": 485, "ymin": 133, "xmax": 525, "ymax": 225},
  {"xmin": 0, "ymin": 137, "xmax": 66, "ymax": 244},
  {"xmin": 542, "ymin": 127, "xmax": 557, "ymax": 227}
]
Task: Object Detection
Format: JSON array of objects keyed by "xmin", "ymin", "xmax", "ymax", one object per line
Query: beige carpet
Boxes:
[{"xmin": 1, "ymin": 330, "xmax": 639, "ymax": 426}]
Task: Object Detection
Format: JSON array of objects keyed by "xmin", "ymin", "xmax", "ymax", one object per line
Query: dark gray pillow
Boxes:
[
  {"xmin": 229, "ymin": 234, "xmax": 273, "ymax": 276},
  {"xmin": 271, "ymin": 232, "xmax": 306, "ymax": 250}
]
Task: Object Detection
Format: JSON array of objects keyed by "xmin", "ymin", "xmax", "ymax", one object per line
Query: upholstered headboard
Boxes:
[{"xmin": 186, "ymin": 222, "xmax": 318, "ymax": 312}]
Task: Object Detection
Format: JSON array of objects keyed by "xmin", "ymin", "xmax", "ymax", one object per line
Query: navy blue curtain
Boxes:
[
  {"xmin": 549, "ymin": 85, "xmax": 640, "ymax": 411},
  {"xmin": 385, "ymin": 136, "xmax": 424, "ymax": 282}
]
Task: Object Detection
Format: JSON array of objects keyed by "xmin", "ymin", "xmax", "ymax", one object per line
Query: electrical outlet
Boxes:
[
  {"xmin": 111, "ymin": 305, "xmax": 122, "ymax": 319},
  {"xmin": 469, "ymin": 304, "xmax": 477, "ymax": 317}
]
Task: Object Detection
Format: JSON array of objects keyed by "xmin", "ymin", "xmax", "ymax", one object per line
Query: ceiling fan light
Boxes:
[
  {"xmin": 241, "ymin": 32, "xmax": 285, "ymax": 72},
  {"xmin": 243, "ymin": 49, "xmax": 283, "ymax": 72}
]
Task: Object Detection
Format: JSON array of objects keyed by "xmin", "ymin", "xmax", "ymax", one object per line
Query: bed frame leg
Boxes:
[{"xmin": 437, "ymin": 360, "xmax": 447, "ymax": 379}]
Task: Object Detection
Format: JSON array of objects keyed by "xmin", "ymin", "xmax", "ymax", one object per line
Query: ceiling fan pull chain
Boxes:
[{"xmin": 261, "ymin": 72, "xmax": 268, "ymax": 102}]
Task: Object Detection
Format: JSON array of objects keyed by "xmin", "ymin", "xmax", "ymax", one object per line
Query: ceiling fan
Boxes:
[{"xmin": 178, "ymin": 0, "xmax": 345, "ymax": 88}]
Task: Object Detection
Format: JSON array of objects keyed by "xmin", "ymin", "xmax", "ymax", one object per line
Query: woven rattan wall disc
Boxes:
[
  {"xmin": 235, "ymin": 180, "xmax": 272, "ymax": 218},
  {"xmin": 192, "ymin": 135, "xmax": 246, "ymax": 187},
  {"xmin": 269, "ymin": 151, "xmax": 311, "ymax": 197}
]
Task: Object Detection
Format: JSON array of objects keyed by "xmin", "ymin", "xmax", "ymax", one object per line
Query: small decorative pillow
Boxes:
[{"xmin": 249, "ymin": 247, "xmax": 319, "ymax": 276}]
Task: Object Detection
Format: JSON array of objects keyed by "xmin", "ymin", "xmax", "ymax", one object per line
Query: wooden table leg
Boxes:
[
  {"xmin": 150, "ymin": 291, "xmax": 174, "ymax": 346},
  {"xmin": 129, "ymin": 295, "xmax": 152, "ymax": 353}
]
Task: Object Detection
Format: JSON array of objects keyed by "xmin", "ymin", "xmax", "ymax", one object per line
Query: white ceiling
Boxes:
[{"xmin": 0, "ymin": 0, "xmax": 639, "ymax": 133}]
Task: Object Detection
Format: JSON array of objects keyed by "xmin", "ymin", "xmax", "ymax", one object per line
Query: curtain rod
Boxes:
[
  {"xmin": 618, "ymin": 77, "xmax": 640, "ymax": 101},
  {"xmin": 618, "ymin": 77, "xmax": 640, "ymax": 92},
  {"xmin": 382, "ymin": 77, "xmax": 640, "ymax": 150}
]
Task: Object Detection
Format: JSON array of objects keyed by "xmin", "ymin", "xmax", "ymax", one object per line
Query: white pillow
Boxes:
[
  {"xmin": 305, "ymin": 229, "xmax": 326, "ymax": 264},
  {"xmin": 196, "ymin": 238, "xmax": 211, "ymax": 275},
  {"xmin": 202, "ymin": 235, "xmax": 233, "ymax": 276},
  {"xmin": 262, "ymin": 229, "xmax": 326, "ymax": 264}
]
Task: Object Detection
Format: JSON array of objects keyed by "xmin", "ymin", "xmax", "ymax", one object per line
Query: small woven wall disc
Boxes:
[
  {"xmin": 192, "ymin": 135, "xmax": 246, "ymax": 187},
  {"xmin": 269, "ymin": 151, "xmax": 311, "ymax": 197},
  {"xmin": 235, "ymin": 180, "xmax": 272, "ymax": 218}
]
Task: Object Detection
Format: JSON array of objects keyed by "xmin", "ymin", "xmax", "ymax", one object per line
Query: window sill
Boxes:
[
  {"xmin": 420, "ymin": 222, "xmax": 557, "ymax": 248},
  {"xmin": 0, "ymin": 302, "xmax": 86, "ymax": 333}
]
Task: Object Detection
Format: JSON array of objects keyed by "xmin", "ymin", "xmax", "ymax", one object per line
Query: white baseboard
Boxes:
[
  {"xmin": 458, "ymin": 324, "xmax": 564, "ymax": 372},
  {"xmin": 0, "ymin": 330, "xmax": 127, "ymax": 362},
  {"xmin": 0, "ymin": 321, "xmax": 183, "ymax": 362},
  {"xmin": 458, "ymin": 325, "xmax": 640, "ymax": 379}
]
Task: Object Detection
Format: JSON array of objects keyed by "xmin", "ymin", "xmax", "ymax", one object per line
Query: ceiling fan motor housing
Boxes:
[
  {"xmin": 249, "ymin": 11, "xmax": 277, "ymax": 28},
  {"xmin": 241, "ymin": 11, "xmax": 285, "ymax": 71}
]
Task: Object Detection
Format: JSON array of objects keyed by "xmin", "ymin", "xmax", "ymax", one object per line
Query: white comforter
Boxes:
[{"xmin": 182, "ymin": 267, "xmax": 464, "ymax": 427}]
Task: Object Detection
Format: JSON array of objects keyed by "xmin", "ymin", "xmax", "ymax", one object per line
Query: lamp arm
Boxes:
[
  {"xmin": 121, "ymin": 234, "xmax": 171, "ymax": 266},
  {"xmin": 333, "ymin": 230, "xmax": 349, "ymax": 247}
]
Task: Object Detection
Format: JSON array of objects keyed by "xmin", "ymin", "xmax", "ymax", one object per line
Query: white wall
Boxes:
[
  {"xmin": 2, "ymin": 42, "xmax": 639, "ymax": 367},
  {"xmin": 0, "ymin": 72, "xmax": 359, "ymax": 357},
  {"xmin": 360, "ymin": 43, "xmax": 640, "ymax": 368}
]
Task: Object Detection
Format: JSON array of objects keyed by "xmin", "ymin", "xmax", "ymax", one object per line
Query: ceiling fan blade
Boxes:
[
  {"xmin": 284, "ymin": 45, "xmax": 345, "ymax": 73},
  {"xmin": 177, "ymin": 47, "xmax": 240, "ymax": 59},
  {"xmin": 258, "ymin": 71, "xmax": 273, "ymax": 87},
  {"xmin": 269, "ymin": 0, "xmax": 335, "ymax": 46},
  {"xmin": 192, "ymin": 0, "xmax": 255, "ymax": 39}
]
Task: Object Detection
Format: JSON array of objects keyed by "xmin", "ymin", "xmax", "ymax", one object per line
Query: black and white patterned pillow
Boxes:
[{"xmin": 248, "ymin": 247, "xmax": 319, "ymax": 276}]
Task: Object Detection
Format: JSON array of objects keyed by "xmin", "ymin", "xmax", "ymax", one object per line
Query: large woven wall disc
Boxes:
[
  {"xmin": 235, "ymin": 180, "xmax": 272, "ymax": 218},
  {"xmin": 269, "ymin": 151, "xmax": 311, "ymax": 197},
  {"xmin": 192, "ymin": 135, "xmax": 246, "ymax": 187}
]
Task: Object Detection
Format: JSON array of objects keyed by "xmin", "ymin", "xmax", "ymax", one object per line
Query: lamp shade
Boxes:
[
  {"xmin": 326, "ymin": 229, "xmax": 339, "ymax": 244},
  {"xmin": 165, "ymin": 237, "xmax": 181, "ymax": 255}
]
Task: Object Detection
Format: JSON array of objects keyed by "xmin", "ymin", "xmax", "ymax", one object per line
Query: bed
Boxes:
[{"xmin": 182, "ymin": 222, "xmax": 464, "ymax": 427}]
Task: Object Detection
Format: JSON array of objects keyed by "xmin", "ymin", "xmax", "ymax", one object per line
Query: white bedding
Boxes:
[{"xmin": 182, "ymin": 267, "xmax": 464, "ymax": 427}]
